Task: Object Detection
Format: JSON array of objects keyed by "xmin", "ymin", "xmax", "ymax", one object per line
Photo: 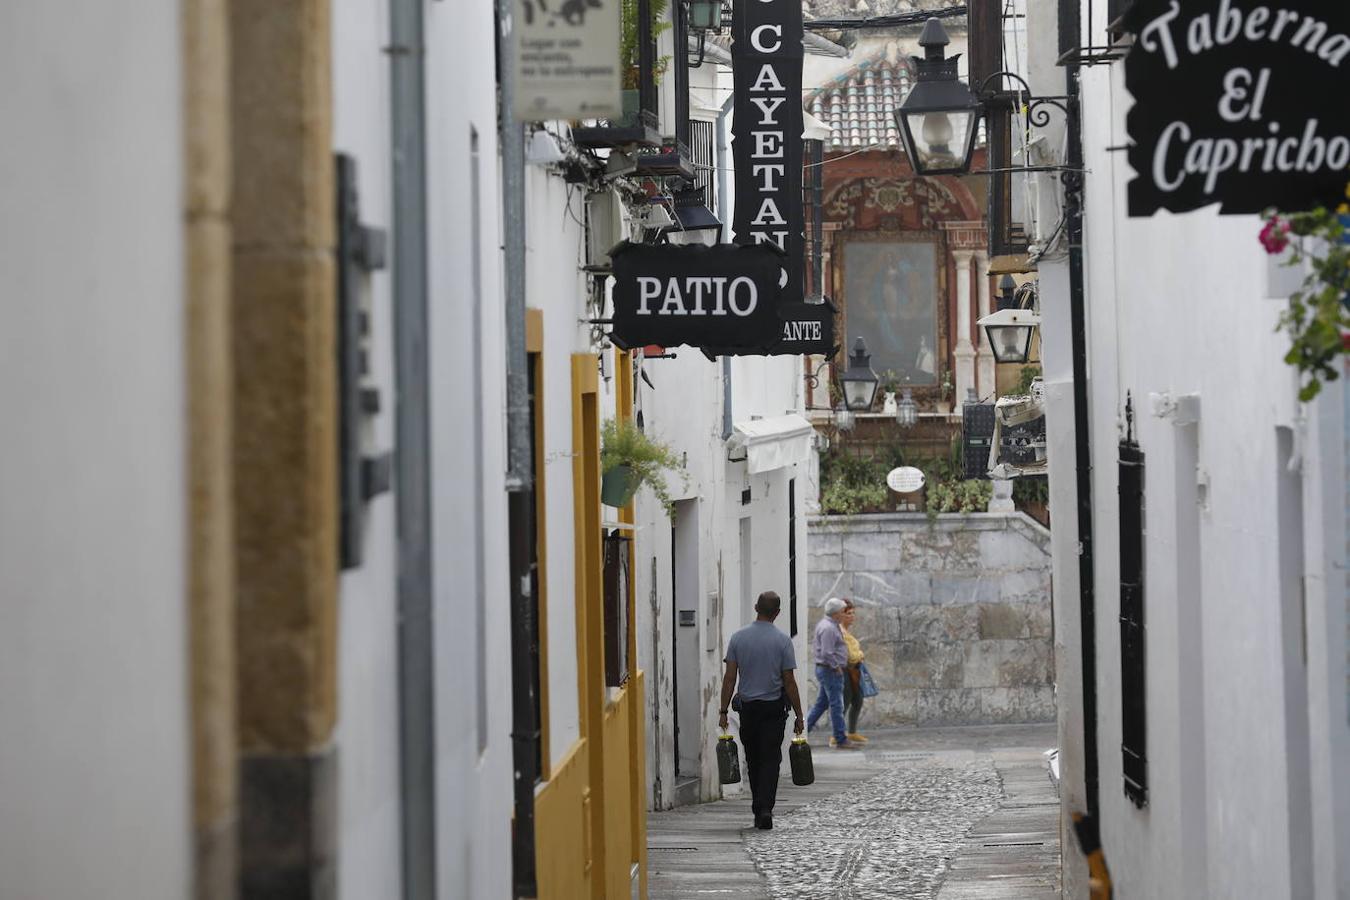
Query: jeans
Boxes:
[
  {"xmin": 806, "ymin": 665, "xmax": 847, "ymax": 744},
  {"xmin": 738, "ymin": 698, "xmax": 788, "ymax": 818}
]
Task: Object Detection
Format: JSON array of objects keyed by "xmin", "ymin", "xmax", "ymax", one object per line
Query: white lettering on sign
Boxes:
[
  {"xmin": 782, "ymin": 319, "xmax": 822, "ymax": 341},
  {"xmin": 630, "ymin": 276, "xmax": 760, "ymax": 317},
  {"xmin": 750, "ymin": 24, "xmax": 782, "ymax": 53},
  {"xmin": 1138, "ymin": 1, "xmax": 1350, "ymax": 70},
  {"xmin": 1153, "ymin": 116, "xmax": 1350, "ymax": 194}
]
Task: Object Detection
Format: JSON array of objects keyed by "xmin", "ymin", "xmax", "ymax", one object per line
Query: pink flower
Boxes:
[{"xmin": 1260, "ymin": 217, "xmax": 1291, "ymax": 254}]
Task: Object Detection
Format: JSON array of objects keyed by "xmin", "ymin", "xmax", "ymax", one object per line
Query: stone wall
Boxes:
[{"xmin": 806, "ymin": 512, "xmax": 1054, "ymax": 727}]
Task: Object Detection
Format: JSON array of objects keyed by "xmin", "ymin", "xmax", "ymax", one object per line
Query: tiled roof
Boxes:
[
  {"xmin": 805, "ymin": 51, "xmax": 914, "ymax": 150},
  {"xmin": 804, "ymin": 0, "xmax": 956, "ymax": 19}
]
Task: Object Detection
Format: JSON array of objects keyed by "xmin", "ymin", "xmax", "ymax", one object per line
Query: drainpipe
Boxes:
[
  {"xmin": 497, "ymin": 2, "xmax": 540, "ymax": 897},
  {"xmin": 389, "ymin": 0, "xmax": 437, "ymax": 894},
  {"xmin": 718, "ymin": 93, "xmax": 734, "ymax": 440}
]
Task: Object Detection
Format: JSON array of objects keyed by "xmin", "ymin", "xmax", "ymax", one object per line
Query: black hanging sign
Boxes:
[
  {"xmin": 1123, "ymin": 0, "xmax": 1350, "ymax": 216},
  {"xmin": 698, "ymin": 296, "xmax": 837, "ymax": 360},
  {"xmin": 609, "ymin": 242, "xmax": 786, "ymax": 353},
  {"xmin": 732, "ymin": 0, "xmax": 805, "ymax": 301}
]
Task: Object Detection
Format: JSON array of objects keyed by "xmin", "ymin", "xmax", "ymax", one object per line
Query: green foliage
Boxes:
[
  {"xmin": 620, "ymin": 0, "xmax": 672, "ymax": 90},
  {"xmin": 818, "ymin": 452, "xmax": 888, "ymax": 516},
  {"xmin": 1260, "ymin": 201, "xmax": 1350, "ymax": 401},
  {"xmin": 1016, "ymin": 365, "xmax": 1042, "ymax": 396},
  {"xmin": 925, "ymin": 479, "xmax": 992, "ymax": 519},
  {"xmin": 1013, "ymin": 475, "xmax": 1049, "ymax": 506},
  {"xmin": 601, "ymin": 418, "xmax": 686, "ymax": 515}
]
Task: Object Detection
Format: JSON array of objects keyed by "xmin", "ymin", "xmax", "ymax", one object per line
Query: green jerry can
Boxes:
[
  {"xmin": 716, "ymin": 734, "xmax": 741, "ymax": 784},
  {"xmin": 789, "ymin": 736, "xmax": 814, "ymax": 786}
]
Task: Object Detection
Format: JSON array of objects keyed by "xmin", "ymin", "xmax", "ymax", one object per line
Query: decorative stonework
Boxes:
[{"xmin": 806, "ymin": 513, "xmax": 1055, "ymax": 726}]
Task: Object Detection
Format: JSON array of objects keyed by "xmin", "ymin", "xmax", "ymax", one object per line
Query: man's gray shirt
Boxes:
[
  {"xmin": 724, "ymin": 621, "xmax": 796, "ymax": 702},
  {"xmin": 812, "ymin": 616, "xmax": 847, "ymax": 670}
]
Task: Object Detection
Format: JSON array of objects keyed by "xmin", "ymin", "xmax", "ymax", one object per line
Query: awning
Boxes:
[{"xmin": 728, "ymin": 414, "xmax": 815, "ymax": 475}]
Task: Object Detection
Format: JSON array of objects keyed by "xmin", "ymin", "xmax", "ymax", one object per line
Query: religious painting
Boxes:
[{"xmin": 841, "ymin": 239, "xmax": 939, "ymax": 386}]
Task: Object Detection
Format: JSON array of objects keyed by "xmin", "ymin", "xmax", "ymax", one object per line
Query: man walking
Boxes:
[
  {"xmin": 806, "ymin": 597, "xmax": 859, "ymax": 750},
  {"xmin": 718, "ymin": 591, "xmax": 804, "ymax": 830}
]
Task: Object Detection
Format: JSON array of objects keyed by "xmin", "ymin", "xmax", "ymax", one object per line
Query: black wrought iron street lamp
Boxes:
[
  {"xmin": 978, "ymin": 307, "xmax": 1040, "ymax": 364},
  {"xmin": 839, "ymin": 337, "xmax": 879, "ymax": 411},
  {"xmin": 893, "ymin": 18, "xmax": 981, "ymax": 176},
  {"xmin": 997, "ymin": 274, "xmax": 1018, "ymax": 310}
]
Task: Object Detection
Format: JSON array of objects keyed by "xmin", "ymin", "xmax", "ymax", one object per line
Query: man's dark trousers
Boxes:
[{"xmin": 738, "ymin": 698, "xmax": 788, "ymax": 818}]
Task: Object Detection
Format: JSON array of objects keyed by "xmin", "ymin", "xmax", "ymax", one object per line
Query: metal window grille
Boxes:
[
  {"xmin": 690, "ymin": 118, "xmax": 716, "ymax": 214},
  {"xmin": 1119, "ymin": 394, "xmax": 1148, "ymax": 807},
  {"xmin": 1057, "ymin": 0, "xmax": 1130, "ymax": 67}
]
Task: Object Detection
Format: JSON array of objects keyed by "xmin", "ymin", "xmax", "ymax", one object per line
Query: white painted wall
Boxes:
[
  {"xmin": 330, "ymin": 2, "xmax": 404, "ymax": 895},
  {"xmin": 1036, "ymin": 3, "xmax": 1350, "ymax": 895},
  {"xmin": 426, "ymin": 0, "xmax": 514, "ymax": 895},
  {"xmin": 0, "ymin": 2, "xmax": 192, "ymax": 897}
]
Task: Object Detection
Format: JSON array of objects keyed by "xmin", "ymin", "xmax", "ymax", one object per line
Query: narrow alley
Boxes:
[{"xmin": 649, "ymin": 724, "xmax": 1060, "ymax": 899}]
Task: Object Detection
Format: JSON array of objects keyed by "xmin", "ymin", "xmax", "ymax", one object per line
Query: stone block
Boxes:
[
  {"xmin": 850, "ymin": 607, "xmax": 899, "ymax": 645},
  {"xmin": 931, "ymin": 575, "xmax": 1000, "ymax": 606},
  {"xmin": 996, "ymin": 640, "xmax": 1054, "ymax": 687},
  {"xmin": 916, "ymin": 688, "xmax": 981, "ymax": 725},
  {"xmin": 1021, "ymin": 684, "xmax": 1057, "ymax": 721},
  {"xmin": 865, "ymin": 686, "xmax": 917, "ymax": 726},
  {"xmin": 979, "ymin": 687, "xmax": 1018, "ymax": 722},
  {"xmin": 1000, "ymin": 567, "xmax": 1051, "ymax": 603},
  {"xmin": 897, "ymin": 605, "xmax": 946, "ymax": 644},
  {"xmin": 939, "ymin": 605, "xmax": 981, "ymax": 641},
  {"xmin": 841, "ymin": 530, "xmax": 903, "ymax": 571},
  {"xmin": 978, "ymin": 528, "xmax": 1043, "ymax": 572},
  {"xmin": 1026, "ymin": 601, "xmax": 1053, "ymax": 638},
  {"xmin": 808, "ymin": 571, "xmax": 848, "ymax": 604},
  {"xmin": 963, "ymin": 640, "xmax": 1022, "ymax": 688},
  {"xmin": 978, "ymin": 602, "xmax": 1029, "ymax": 640}
]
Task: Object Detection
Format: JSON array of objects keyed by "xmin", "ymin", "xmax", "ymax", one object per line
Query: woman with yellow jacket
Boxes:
[{"xmin": 840, "ymin": 599, "xmax": 867, "ymax": 744}]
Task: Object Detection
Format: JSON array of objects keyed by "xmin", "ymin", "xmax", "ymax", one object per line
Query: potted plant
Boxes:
[
  {"xmin": 600, "ymin": 418, "xmax": 686, "ymax": 513},
  {"xmin": 618, "ymin": 0, "xmax": 670, "ymax": 124},
  {"xmin": 935, "ymin": 372, "xmax": 954, "ymax": 414}
]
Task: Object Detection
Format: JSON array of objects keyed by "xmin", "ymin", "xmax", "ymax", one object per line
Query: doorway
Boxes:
[{"xmin": 671, "ymin": 499, "xmax": 701, "ymax": 783}]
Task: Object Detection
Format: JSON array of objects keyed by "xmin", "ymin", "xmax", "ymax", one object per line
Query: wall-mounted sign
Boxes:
[
  {"xmin": 886, "ymin": 466, "xmax": 925, "ymax": 493},
  {"xmin": 732, "ymin": 0, "xmax": 805, "ymax": 300},
  {"xmin": 1123, "ymin": 0, "xmax": 1350, "ymax": 216},
  {"xmin": 609, "ymin": 243, "xmax": 786, "ymax": 352},
  {"xmin": 695, "ymin": 296, "xmax": 836, "ymax": 359},
  {"xmin": 512, "ymin": 0, "xmax": 621, "ymax": 121}
]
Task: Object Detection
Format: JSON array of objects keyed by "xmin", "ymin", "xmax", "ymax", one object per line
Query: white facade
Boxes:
[
  {"xmin": 1029, "ymin": 2, "xmax": 1350, "ymax": 897},
  {"xmin": 0, "ymin": 2, "xmax": 193, "ymax": 897},
  {"xmin": 330, "ymin": 0, "xmax": 515, "ymax": 895}
]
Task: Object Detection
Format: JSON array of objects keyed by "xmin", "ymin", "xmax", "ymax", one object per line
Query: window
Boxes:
[
  {"xmin": 1119, "ymin": 395, "xmax": 1148, "ymax": 808},
  {"xmin": 603, "ymin": 530, "xmax": 631, "ymax": 687},
  {"xmin": 689, "ymin": 118, "xmax": 717, "ymax": 214}
]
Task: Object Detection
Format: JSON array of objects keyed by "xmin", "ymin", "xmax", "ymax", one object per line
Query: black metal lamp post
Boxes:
[
  {"xmin": 893, "ymin": 18, "xmax": 982, "ymax": 176},
  {"xmin": 839, "ymin": 337, "xmax": 879, "ymax": 411}
]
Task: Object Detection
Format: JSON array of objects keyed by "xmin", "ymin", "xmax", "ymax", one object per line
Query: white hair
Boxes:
[{"xmin": 823, "ymin": 597, "xmax": 847, "ymax": 616}]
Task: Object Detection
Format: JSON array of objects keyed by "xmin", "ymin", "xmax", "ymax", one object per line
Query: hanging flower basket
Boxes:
[{"xmin": 601, "ymin": 464, "xmax": 643, "ymax": 508}]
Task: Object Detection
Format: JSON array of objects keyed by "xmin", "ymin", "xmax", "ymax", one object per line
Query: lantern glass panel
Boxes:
[
  {"xmin": 842, "ymin": 377, "xmax": 878, "ymax": 411},
  {"xmin": 898, "ymin": 108, "xmax": 979, "ymax": 175},
  {"xmin": 689, "ymin": 0, "xmax": 722, "ymax": 31},
  {"xmin": 986, "ymin": 323, "xmax": 1034, "ymax": 363}
]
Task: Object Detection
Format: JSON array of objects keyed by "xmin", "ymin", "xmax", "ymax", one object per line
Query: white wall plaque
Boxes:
[
  {"xmin": 512, "ymin": 0, "xmax": 621, "ymax": 121},
  {"xmin": 887, "ymin": 466, "xmax": 925, "ymax": 494}
]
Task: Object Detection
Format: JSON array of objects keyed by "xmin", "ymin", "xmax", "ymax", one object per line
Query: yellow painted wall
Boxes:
[
  {"xmin": 532, "ymin": 353, "xmax": 648, "ymax": 900},
  {"xmin": 534, "ymin": 741, "xmax": 591, "ymax": 900}
]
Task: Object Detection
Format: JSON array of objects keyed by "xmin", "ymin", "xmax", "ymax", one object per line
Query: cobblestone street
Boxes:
[{"xmin": 648, "ymin": 724, "xmax": 1060, "ymax": 899}]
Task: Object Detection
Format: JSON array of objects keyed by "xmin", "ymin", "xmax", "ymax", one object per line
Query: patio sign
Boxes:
[
  {"xmin": 732, "ymin": 0, "xmax": 805, "ymax": 297},
  {"xmin": 609, "ymin": 243, "xmax": 786, "ymax": 353},
  {"xmin": 512, "ymin": 0, "xmax": 621, "ymax": 121},
  {"xmin": 1123, "ymin": 0, "xmax": 1350, "ymax": 216}
]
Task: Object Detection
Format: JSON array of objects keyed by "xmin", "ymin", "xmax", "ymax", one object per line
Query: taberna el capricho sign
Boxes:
[
  {"xmin": 1123, "ymin": 0, "xmax": 1350, "ymax": 215},
  {"xmin": 608, "ymin": 242, "xmax": 788, "ymax": 354},
  {"xmin": 731, "ymin": 0, "xmax": 805, "ymax": 300}
]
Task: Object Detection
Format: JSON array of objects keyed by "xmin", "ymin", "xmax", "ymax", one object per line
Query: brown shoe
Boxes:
[{"xmin": 846, "ymin": 733, "xmax": 868, "ymax": 743}]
